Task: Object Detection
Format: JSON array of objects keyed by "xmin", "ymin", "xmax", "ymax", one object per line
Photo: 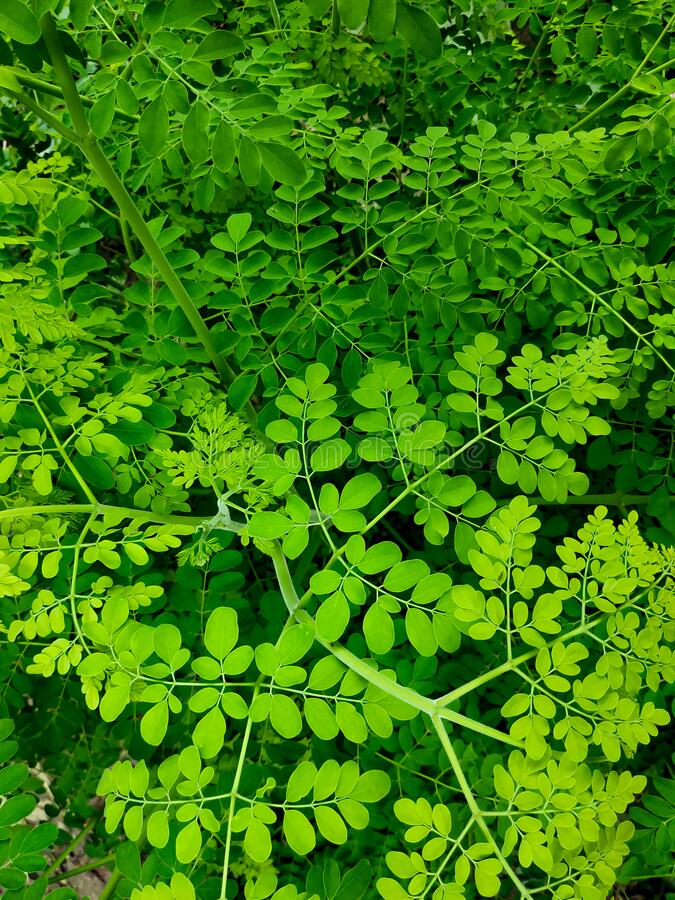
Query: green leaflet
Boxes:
[
  {"xmin": 182, "ymin": 101, "xmax": 211, "ymax": 164},
  {"xmin": 0, "ymin": 3, "xmax": 40, "ymax": 45},
  {"xmin": 369, "ymin": 0, "xmax": 397, "ymax": 42},
  {"xmin": 138, "ymin": 96, "xmax": 169, "ymax": 156},
  {"xmin": 259, "ymin": 142, "xmax": 307, "ymax": 187},
  {"xmin": 395, "ymin": 2, "xmax": 441, "ymax": 58},
  {"xmin": 338, "ymin": 0, "xmax": 369, "ymax": 30}
]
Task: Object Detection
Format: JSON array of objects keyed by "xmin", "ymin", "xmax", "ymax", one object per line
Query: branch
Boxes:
[
  {"xmin": 503, "ymin": 221, "xmax": 675, "ymax": 377},
  {"xmin": 37, "ymin": 14, "xmax": 256, "ymax": 422},
  {"xmin": 269, "ymin": 545, "xmax": 523, "ymax": 747},
  {"xmin": 570, "ymin": 12, "xmax": 675, "ymax": 133}
]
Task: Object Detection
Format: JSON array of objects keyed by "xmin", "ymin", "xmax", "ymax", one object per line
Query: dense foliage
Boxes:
[{"xmin": 0, "ymin": 1, "xmax": 674, "ymax": 898}]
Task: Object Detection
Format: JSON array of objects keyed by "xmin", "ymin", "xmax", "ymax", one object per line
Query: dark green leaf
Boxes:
[{"xmin": 395, "ymin": 1, "xmax": 441, "ymax": 57}]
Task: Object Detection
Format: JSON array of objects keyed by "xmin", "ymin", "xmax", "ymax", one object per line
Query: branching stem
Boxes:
[
  {"xmin": 432, "ymin": 716, "xmax": 535, "ymax": 899},
  {"xmin": 504, "ymin": 223, "xmax": 675, "ymax": 377},
  {"xmin": 571, "ymin": 12, "xmax": 675, "ymax": 133}
]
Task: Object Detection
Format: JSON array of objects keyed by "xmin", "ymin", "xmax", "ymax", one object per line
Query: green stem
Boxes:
[
  {"xmin": 98, "ymin": 869, "xmax": 123, "ymax": 900},
  {"xmin": 503, "ymin": 222, "xmax": 675, "ymax": 376},
  {"xmin": 436, "ymin": 565, "xmax": 672, "ymax": 707},
  {"xmin": 263, "ymin": 165, "xmax": 518, "ymax": 360},
  {"xmin": 25, "ymin": 382, "xmax": 97, "ymax": 504},
  {"xmin": 69, "ymin": 512, "xmax": 96, "ymax": 651},
  {"xmin": 38, "ymin": 15, "xmax": 254, "ymax": 419},
  {"xmin": 220, "ymin": 688, "xmax": 258, "ymax": 900},
  {"xmin": 10, "ymin": 70, "xmax": 135, "ymax": 121},
  {"xmin": 570, "ymin": 11, "xmax": 675, "ymax": 133},
  {"xmin": 361, "ymin": 387, "xmax": 558, "ymax": 540},
  {"xmin": 644, "ymin": 55, "xmax": 675, "ymax": 78},
  {"xmin": 8, "ymin": 89, "xmax": 78, "ymax": 141},
  {"xmin": 118, "ymin": 0, "xmax": 143, "ymax": 41},
  {"xmin": 269, "ymin": 0, "xmax": 283, "ymax": 32},
  {"xmin": 515, "ymin": 0, "xmax": 562, "ymax": 97},
  {"xmin": 48, "ymin": 853, "xmax": 115, "ymax": 884},
  {"xmin": 436, "ymin": 620, "xmax": 591, "ymax": 707},
  {"xmin": 0, "ymin": 503, "xmax": 205, "ymax": 527},
  {"xmin": 270, "ymin": 546, "xmax": 522, "ymax": 747},
  {"xmin": 432, "ymin": 716, "xmax": 535, "ymax": 899},
  {"xmin": 119, "ymin": 216, "xmax": 135, "ymax": 262},
  {"xmin": 398, "ymin": 51, "xmax": 408, "ymax": 143},
  {"xmin": 45, "ymin": 817, "xmax": 100, "ymax": 877},
  {"xmin": 331, "ymin": 0, "xmax": 340, "ymax": 36},
  {"xmin": 0, "ymin": 504, "xmax": 94, "ymax": 521}
]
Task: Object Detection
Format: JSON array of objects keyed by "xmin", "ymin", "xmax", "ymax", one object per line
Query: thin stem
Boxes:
[
  {"xmin": 570, "ymin": 11, "xmax": 675, "ymax": 133},
  {"xmin": 69, "ymin": 513, "xmax": 96, "ymax": 651},
  {"xmin": 38, "ymin": 15, "xmax": 255, "ymax": 419},
  {"xmin": 361, "ymin": 387, "xmax": 558, "ymax": 539},
  {"xmin": 25, "ymin": 382, "xmax": 97, "ymax": 504},
  {"xmin": 119, "ymin": 216, "xmax": 135, "ymax": 262},
  {"xmin": 515, "ymin": 0, "xmax": 562, "ymax": 97},
  {"xmin": 436, "ymin": 565, "xmax": 672, "ymax": 707},
  {"xmin": 432, "ymin": 716, "xmax": 535, "ymax": 899},
  {"xmin": 399, "ymin": 51, "xmax": 408, "ymax": 142},
  {"xmin": 504, "ymin": 222, "xmax": 675, "ymax": 376},
  {"xmin": 220, "ymin": 689, "xmax": 258, "ymax": 900}
]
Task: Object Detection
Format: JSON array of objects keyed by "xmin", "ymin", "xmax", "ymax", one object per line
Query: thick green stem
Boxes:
[
  {"xmin": 98, "ymin": 869, "xmax": 123, "ymax": 900},
  {"xmin": 10, "ymin": 70, "xmax": 135, "ymax": 121},
  {"xmin": 45, "ymin": 817, "xmax": 100, "ymax": 877},
  {"xmin": 269, "ymin": 0, "xmax": 283, "ymax": 32},
  {"xmin": 10, "ymin": 89, "xmax": 78, "ymax": 140},
  {"xmin": 38, "ymin": 15, "xmax": 255, "ymax": 421},
  {"xmin": 0, "ymin": 503, "xmax": 205, "ymax": 527},
  {"xmin": 270, "ymin": 546, "xmax": 522, "ymax": 747}
]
